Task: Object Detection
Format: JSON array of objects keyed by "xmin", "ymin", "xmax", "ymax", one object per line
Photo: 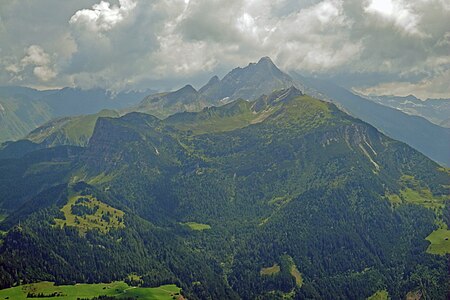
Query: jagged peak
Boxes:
[
  {"xmin": 252, "ymin": 86, "xmax": 303, "ymax": 113},
  {"xmin": 244, "ymin": 56, "xmax": 277, "ymax": 70},
  {"xmin": 208, "ymin": 75, "xmax": 220, "ymax": 84},
  {"xmin": 404, "ymin": 94, "xmax": 420, "ymax": 101},
  {"xmin": 267, "ymin": 86, "xmax": 303, "ymax": 102},
  {"xmin": 257, "ymin": 56, "xmax": 275, "ymax": 65},
  {"xmin": 176, "ymin": 84, "xmax": 197, "ymax": 93},
  {"xmin": 199, "ymin": 76, "xmax": 220, "ymax": 93},
  {"xmin": 285, "ymin": 86, "xmax": 303, "ymax": 96}
]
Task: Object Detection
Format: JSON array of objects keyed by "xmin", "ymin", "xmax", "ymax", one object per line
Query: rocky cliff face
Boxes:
[{"xmin": 200, "ymin": 57, "xmax": 300, "ymax": 102}]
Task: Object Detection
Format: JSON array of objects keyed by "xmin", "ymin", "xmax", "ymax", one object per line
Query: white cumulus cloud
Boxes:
[
  {"xmin": 5, "ymin": 45, "xmax": 57, "ymax": 82},
  {"xmin": 69, "ymin": 0, "xmax": 137, "ymax": 32},
  {"xmin": 364, "ymin": 0, "xmax": 423, "ymax": 36}
]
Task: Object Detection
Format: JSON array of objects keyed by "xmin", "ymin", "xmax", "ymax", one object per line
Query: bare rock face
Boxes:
[{"xmin": 199, "ymin": 57, "xmax": 301, "ymax": 102}]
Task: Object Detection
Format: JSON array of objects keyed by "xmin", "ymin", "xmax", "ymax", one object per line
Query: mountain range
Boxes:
[
  {"xmin": 2, "ymin": 57, "xmax": 448, "ymax": 169},
  {"xmin": 0, "ymin": 86, "xmax": 153, "ymax": 142},
  {"xmin": 364, "ymin": 94, "xmax": 450, "ymax": 128},
  {"xmin": 292, "ymin": 75, "xmax": 450, "ymax": 167},
  {"xmin": 0, "ymin": 82, "xmax": 449, "ymax": 299}
]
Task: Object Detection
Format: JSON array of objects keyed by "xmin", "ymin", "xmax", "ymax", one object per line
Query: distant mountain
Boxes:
[
  {"xmin": 26, "ymin": 109, "xmax": 120, "ymax": 147},
  {"xmin": 165, "ymin": 86, "xmax": 303, "ymax": 134},
  {"xmin": 0, "ymin": 58, "xmax": 305, "ymax": 149},
  {"xmin": 364, "ymin": 94, "xmax": 450, "ymax": 128},
  {"xmin": 3, "ymin": 58, "xmax": 449, "ymax": 169},
  {"xmin": 0, "ymin": 86, "xmax": 154, "ymax": 143},
  {"xmin": 16, "ymin": 84, "xmax": 212, "ymax": 149},
  {"xmin": 42, "ymin": 87, "xmax": 153, "ymax": 117},
  {"xmin": 0, "ymin": 88, "xmax": 448, "ymax": 299},
  {"xmin": 440, "ymin": 117, "xmax": 450, "ymax": 128},
  {"xmin": 133, "ymin": 84, "xmax": 211, "ymax": 118},
  {"xmin": 199, "ymin": 57, "xmax": 302, "ymax": 102},
  {"xmin": 292, "ymin": 74, "xmax": 450, "ymax": 167},
  {"xmin": 0, "ymin": 87, "xmax": 53, "ymax": 142}
]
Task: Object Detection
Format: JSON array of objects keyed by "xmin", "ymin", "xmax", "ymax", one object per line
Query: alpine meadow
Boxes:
[{"xmin": 0, "ymin": 1, "xmax": 449, "ymax": 299}]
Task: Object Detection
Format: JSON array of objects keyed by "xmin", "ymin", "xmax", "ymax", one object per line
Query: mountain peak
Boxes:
[
  {"xmin": 168, "ymin": 84, "xmax": 199, "ymax": 99},
  {"xmin": 208, "ymin": 75, "xmax": 220, "ymax": 84},
  {"xmin": 253, "ymin": 86, "xmax": 303, "ymax": 111},
  {"xmin": 177, "ymin": 84, "xmax": 197, "ymax": 93},
  {"xmin": 257, "ymin": 56, "xmax": 275, "ymax": 65},
  {"xmin": 199, "ymin": 76, "xmax": 220, "ymax": 94},
  {"xmin": 199, "ymin": 56, "xmax": 297, "ymax": 102}
]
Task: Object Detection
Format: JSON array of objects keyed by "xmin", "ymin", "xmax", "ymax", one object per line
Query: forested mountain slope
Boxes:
[{"xmin": 0, "ymin": 88, "xmax": 448, "ymax": 299}]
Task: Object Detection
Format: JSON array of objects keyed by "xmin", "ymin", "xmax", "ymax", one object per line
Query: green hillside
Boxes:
[
  {"xmin": 0, "ymin": 281, "xmax": 181, "ymax": 300},
  {"xmin": 0, "ymin": 88, "xmax": 448, "ymax": 299}
]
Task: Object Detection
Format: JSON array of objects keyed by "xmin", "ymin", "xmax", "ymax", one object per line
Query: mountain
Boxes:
[
  {"xmin": 0, "ymin": 87, "xmax": 53, "ymax": 142},
  {"xmin": 165, "ymin": 87, "xmax": 304, "ymax": 134},
  {"xmin": 0, "ymin": 86, "xmax": 154, "ymax": 143},
  {"xmin": 292, "ymin": 74, "xmax": 450, "ymax": 167},
  {"xmin": 43, "ymin": 87, "xmax": 153, "ymax": 117},
  {"xmin": 365, "ymin": 94, "xmax": 450, "ymax": 128},
  {"xmin": 3, "ymin": 58, "xmax": 450, "ymax": 171},
  {"xmin": 27, "ymin": 58, "xmax": 302, "ymax": 147},
  {"xmin": 4, "ymin": 85, "xmax": 207, "ymax": 149},
  {"xmin": 26, "ymin": 109, "xmax": 120, "ymax": 147},
  {"xmin": 133, "ymin": 84, "xmax": 211, "ymax": 118},
  {"xmin": 199, "ymin": 56, "xmax": 301, "ymax": 102},
  {"xmin": 0, "ymin": 88, "xmax": 448, "ymax": 299}
]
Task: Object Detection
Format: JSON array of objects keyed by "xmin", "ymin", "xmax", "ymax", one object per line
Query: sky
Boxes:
[{"xmin": 0, "ymin": 0, "xmax": 449, "ymax": 99}]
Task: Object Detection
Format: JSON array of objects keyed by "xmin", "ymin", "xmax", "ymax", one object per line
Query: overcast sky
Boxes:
[{"xmin": 0, "ymin": 0, "xmax": 449, "ymax": 99}]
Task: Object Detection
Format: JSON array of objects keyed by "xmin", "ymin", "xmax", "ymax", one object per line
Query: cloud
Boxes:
[
  {"xmin": 0, "ymin": 0, "xmax": 449, "ymax": 97},
  {"xmin": 21, "ymin": 45, "xmax": 51, "ymax": 66},
  {"xmin": 270, "ymin": 0, "xmax": 363, "ymax": 71},
  {"xmin": 355, "ymin": 68, "xmax": 450, "ymax": 99},
  {"xmin": 33, "ymin": 66, "xmax": 57, "ymax": 82},
  {"xmin": 5, "ymin": 45, "xmax": 57, "ymax": 82},
  {"xmin": 364, "ymin": 0, "xmax": 423, "ymax": 36},
  {"xmin": 69, "ymin": 0, "xmax": 137, "ymax": 32}
]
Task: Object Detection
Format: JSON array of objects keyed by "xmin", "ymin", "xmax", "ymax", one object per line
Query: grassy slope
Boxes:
[
  {"xmin": 384, "ymin": 174, "xmax": 450, "ymax": 255},
  {"xmin": 426, "ymin": 228, "xmax": 450, "ymax": 255},
  {"xmin": 166, "ymin": 93, "xmax": 334, "ymax": 136},
  {"xmin": 166, "ymin": 100, "xmax": 261, "ymax": 135},
  {"xmin": 183, "ymin": 222, "xmax": 211, "ymax": 231},
  {"xmin": 54, "ymin": 194, "xmax": 125, "ymax": 234},
  {"xmin": 0, "ymin": 281, "xmax": 181, "ymax": 300},
  {"xmin": 260, "ymin": 264, "xmax": 280, "ymax": 276},
  {"xmin": 386, "ymin": 175, "xmax": 449, "ymax": 213},
  {"xmin": 367, "ymin": 290, "xmax": 390, "ymax": 300}
]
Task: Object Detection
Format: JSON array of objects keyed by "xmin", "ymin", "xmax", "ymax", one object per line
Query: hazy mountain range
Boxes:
[
  {"xmin": 1, "ymin": 57, "xmax": 448, "ymax": 167},
  {"xmin": 363, "ymin": 94, "xmax": 450, "ymax": 128},
  {"xmin": 0, "ymin": 87, "xmax": 154, "ymax": 142}
]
